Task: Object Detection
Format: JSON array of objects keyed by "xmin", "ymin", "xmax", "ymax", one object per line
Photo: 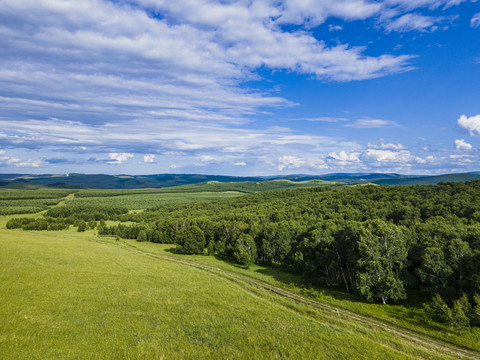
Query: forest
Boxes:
[{"xmin": 7, "ymin": 181, "xmax": 480, "ymax": 331}]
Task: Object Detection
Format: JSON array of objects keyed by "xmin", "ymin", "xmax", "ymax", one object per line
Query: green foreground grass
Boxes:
[
  {"xmin": 104, "ymin": 238, "xmax": 480, "ymax": 354},
  {"xmin": 0, "ymin": 226, "xmax": 469, "ymax": 359}
]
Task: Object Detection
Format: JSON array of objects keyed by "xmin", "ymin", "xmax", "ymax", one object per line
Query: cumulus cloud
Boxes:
[
  {"xmin": 368, "ymin": 141, "xmax": 405, "ymax": 150},
  {"xmin": 109, "ymin": 153, "xmax": 133, "ymax": 164},
  {"xmin": 327, "ymin": 151, "xmax": 361, "ymax": 165},
  {"xmin": 364, "ymin": 149, "xmax": 425, "ymax": 164},
  {"xmin": 144, "ymin": 154, "xmax": 155, "ymax": 163},
  {"xmin": 0, "ymin": 151, "xmax": 41, "ymax": 168},
  {"xmin": 276, "ymin": 155, "xmax": 328, "ymax": 171},
  {"xmin": 454, "ymin": 139, "xmax": 473, "ymax": 151},
  {"xmin": 277, "ymin": 156, "xmax": 304, "ymax": 171},
  {"xmin": 458, "ymin": 114, "xmax": 480, "ymax": 136}
]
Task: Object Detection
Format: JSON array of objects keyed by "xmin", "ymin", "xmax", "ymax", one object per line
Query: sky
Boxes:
[{"xmin": 0, "ymin": 0, "xmax": 480, "ymax": 176}]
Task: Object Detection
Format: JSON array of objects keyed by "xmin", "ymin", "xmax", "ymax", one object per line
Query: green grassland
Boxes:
[
  {"xmin": 153, "ymin": 179, "xmax": 344, "ymax": 193},
  {"xmin": 65, "ymin": 191, "xmax": 244, "ymax": 210},
  {"xmin": 98, "ymin": 238, "xmax": 480, "ymax": 355},
  {"xmin": 0, "ymin": 227, "xmax": 470, "ymax": 360}
]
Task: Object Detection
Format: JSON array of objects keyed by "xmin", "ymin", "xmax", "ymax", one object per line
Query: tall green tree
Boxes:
[
  {"xmin": 175, "ymin": 225, "xmax": 205, "ymax": 255},
  {"xmin": 233, "ymin": 233, "xmax": 257, "ymax": 267},
  {"xmin": 417, "ymin": 246, "xmax": 453, "ymax": 291},
  {"xmin": 356, "ymin": 220, "xmax": 408, "ymax": 304}
]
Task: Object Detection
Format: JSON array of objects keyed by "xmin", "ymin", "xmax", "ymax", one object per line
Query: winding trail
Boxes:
[{"xmin": 93, "ymin": 238, "xmax": 480, "ymax": 360}]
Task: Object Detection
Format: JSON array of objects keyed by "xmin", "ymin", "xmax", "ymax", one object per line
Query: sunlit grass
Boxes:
[
  {"xmin": 111, "ymin": 238, "xmax": 480, "ymax": 353},
  {"xmin": 0, "ymin": 228, "xmax": 456, "ymax": 359}
]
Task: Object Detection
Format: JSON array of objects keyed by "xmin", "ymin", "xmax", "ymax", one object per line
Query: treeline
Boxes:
[
  {"xmin": 7, "ymin": 216, "xmax": 99, "ymax": 232},
  {"xmin": 6, "ymin": 217, "xmax": 70, "ymax": 230}
]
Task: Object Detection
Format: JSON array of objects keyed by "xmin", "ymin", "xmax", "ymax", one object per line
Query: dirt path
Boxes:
[{"xmin": 94, "ymin": 238, "xmax": 480, "ymax": 360}]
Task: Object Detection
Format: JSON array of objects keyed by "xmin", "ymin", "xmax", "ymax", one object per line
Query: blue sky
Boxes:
[{"xmin": 0, "ymin": 0, "xmax": 479, "ymax": 175}]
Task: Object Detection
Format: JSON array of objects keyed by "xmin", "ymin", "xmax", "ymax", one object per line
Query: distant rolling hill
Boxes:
[
  {"xmin": 0, "ymin": 173, "xmax": 264, "ymax": 189},
  {"xmin": 373, "ymin": 173, "xmax": 480, "ymax": 185},
  {"xmin": 1, "ymin": 172, "xmax": 480, "ymax": 189}
]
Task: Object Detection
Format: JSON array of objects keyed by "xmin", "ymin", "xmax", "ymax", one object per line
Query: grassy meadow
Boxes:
[
  {"xmin": 0, "ymin": 226, "xmax": 469, "ymax": 360},
  {"xmin": 98, "ymin": 238, "xmax": 480, "ymax": 354},
  {"xmin": 65, "ymin": 191, "xmax": 244, "ymax": 210}
]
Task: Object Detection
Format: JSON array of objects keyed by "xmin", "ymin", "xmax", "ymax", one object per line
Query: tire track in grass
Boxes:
[{"xmin": 92, "ymin": 238, "xmax": 480, "ymax": 360}]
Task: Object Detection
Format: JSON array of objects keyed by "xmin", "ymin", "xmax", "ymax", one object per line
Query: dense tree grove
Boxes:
[
  {"xmin": 9, "ymin": 181, "xmax": 480, "ymax": 328},
  {"xmin": 105, "ymin": 181, "xmax": 480, "ymax": 314},
  {"xmin": 6, "ymin": 217, "xmax": 70, "ymax": 230}
]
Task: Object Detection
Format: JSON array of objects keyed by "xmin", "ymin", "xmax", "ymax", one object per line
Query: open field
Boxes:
[
  {"xmin": 1, "ymin": 225, "xmax": 479, "ymax": 359},
  {"xmin": 65, "ymin": 191, "xmax": 244, "ymax": 210},
  {"xmin": 98, "ymin": 238, "xmax": 480, "ymax": 355}
]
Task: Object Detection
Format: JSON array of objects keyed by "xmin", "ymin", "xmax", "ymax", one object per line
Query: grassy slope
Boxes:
[
  {"xmin": 0, "ymin": 227, "xmax": 463, "ymax": 360},
  {"xmin": 105, "ymin": 239, "xmax": 480, "ymax": 354},
  {"xmin": 374, "ymin": 174, "xmax": 480, "ymax": 185}
]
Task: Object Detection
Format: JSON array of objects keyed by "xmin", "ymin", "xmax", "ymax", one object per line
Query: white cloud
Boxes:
[
  {"xmin": 276, "ymin": 155, "xmax": 328, "ymax": 171},
  {"xmin": 290, "ymin": 117, "xmax": 348, "ymax": 122},
  {"xmin": 364, "ymin": 149, "xmax": 425, "ymax": 164},
  {"xmin": 109, "ymin": 153, "xmax": 133, "ymax": 164},
  {"xmin": 328, "ymin": 24, "xmax": 344, "ymax": 32},
  {"xmin": 144, "ymin": 154, "xmax": 155, "ymax": 163},
  {"xmin": 384, "ymin": 13, "xmax": 443, "ymax": 32},
  {"xmin": 327, "ymin": 151, "xmax": 361, "ymax": 165},
  {"xmin": 472, "ymin": 13, "xmax": 480, "ymax": 28},
  {"xmin": 277, "ymin": 156, "xmax": 304, "ymax": 171},
  {"xmin": 347, "ymin": 119, "xmax": 396, "ymax": 128},
  {"xmin": 0, "ymin": 151, "xmax": 41, "ymax": 168},
  {"xmin": 458, "ymin": 114, "xmax": 480, "ymax": 136},
  {"xmin": 454, "ymin": 139, "xmax": 473, "ymax": 151},
  {"xmin": 368, "ymin": 141, "xmax": 405, "ymax": 150},
  {"xmin": 234, "ymin": 162, "xmax": 247, "ymax": 166},
  {"xmin": 385, "ymin": 0, "xmax": 467, "ymax": 10},
  {"xmin": 200, "ymin": 155, "xmax": 223, "ymax": 163}
]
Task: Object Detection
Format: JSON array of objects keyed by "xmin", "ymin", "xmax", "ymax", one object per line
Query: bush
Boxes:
[
  {"xmin": 175, "ymin": 225, "xmax": 205, "ymax": 255},
  {"xmin": 423, "ymin": 294, "xmax": 451, "ymax": 323},
  {"xmin": 77, "ymin": 220, "xmax": 87, "ymax": 232}
]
